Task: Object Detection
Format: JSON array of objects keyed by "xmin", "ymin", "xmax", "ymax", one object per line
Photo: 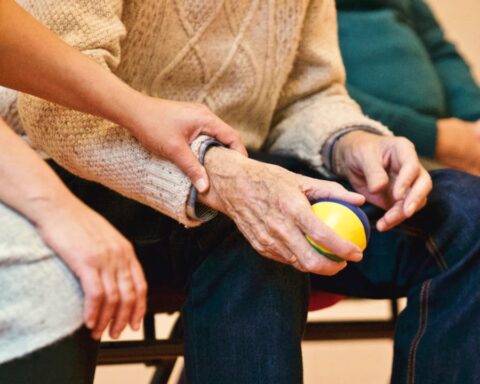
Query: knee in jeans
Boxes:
[{"xmin": 429, "ymin": 170, "xmax": 480, "ymax": 224}]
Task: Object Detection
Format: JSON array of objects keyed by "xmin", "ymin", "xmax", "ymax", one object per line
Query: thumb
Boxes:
[{"xmin": 172, "ymin": 146, "xmax": 210, "ymax": 193}]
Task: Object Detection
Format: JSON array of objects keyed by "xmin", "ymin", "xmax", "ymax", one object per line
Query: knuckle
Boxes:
[
  {"xmin": 122, "ymin": 240, "xmax": 135, "ymax": 255},
  {"xmin": 83, "ymin": 252, "xmax": 100, "ymax": 267},
  {"xmin": 309, "ymin": 230, "xmax": 327, "ymax": 245},
  {"xmin": 90, "ymin": 287, "xmax": 104, "ymax": 302},
  {"xmin": 252, "ymin": 240, "xmax": 267, "ymax": 255},
  {"xmin": 109, "ymin": 243, "xmax": 124, "ymax": 256},
  {"xmin": 397, "ymin": 137, "xmax": 414, "ymax": 149},
  {"xmin": 259, "ymin": 235, "xmax": 275, "ymax": 250},
  {"xmin": 137, "ymin": 281, "xmax": 148, "ymax": 296},
  {"xmin": 107, "ymin": 291, "xmax": 120, "ymax": 305},
  {"xmin": 302, "ymin": 257, "xmax": 320, "ymax": 272},
  {"xmin": 122, "ymin": 292, "xmax": 135, "ymax": 305}
]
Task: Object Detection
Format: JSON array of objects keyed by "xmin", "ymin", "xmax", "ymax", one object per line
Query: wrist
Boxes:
[
  {"xmin": 26, "ymin": 186, "xmax": 80, "ymax": 228},
  {"xmin": 198, "ymin": 146, "xmax": 249, "ymax": 213},
  {"xmin": 107, "ymin": 88, "xmax": 150, "ymax": 135}
]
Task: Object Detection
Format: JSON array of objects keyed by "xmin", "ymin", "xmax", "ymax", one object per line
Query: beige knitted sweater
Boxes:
[{"xmin": 17, "ymin": 0, "xmax": 390, "ymax": 226}]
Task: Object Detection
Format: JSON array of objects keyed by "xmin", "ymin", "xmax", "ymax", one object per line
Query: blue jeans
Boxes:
[{"xmin": 50, "ymin": 158, "xmax": 480, "ymax": 384}]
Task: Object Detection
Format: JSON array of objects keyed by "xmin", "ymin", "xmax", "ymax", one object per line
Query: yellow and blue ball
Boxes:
[{"xmin": 306, "ymin": 199, "xmax": 370, "ymax": 262}]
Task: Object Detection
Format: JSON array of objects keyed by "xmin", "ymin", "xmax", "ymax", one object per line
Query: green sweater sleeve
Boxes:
[
  {"xmin": 410, "ymin": 0, "xmax": 480, "ymax": 121},
  {"xmin": 347, "ymin": 83, "xmax": 438, "ymax": 158}
]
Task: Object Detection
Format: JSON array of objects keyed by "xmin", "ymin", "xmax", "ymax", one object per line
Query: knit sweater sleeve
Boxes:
[
  {"xmin": 266, "ymin": 0, "xmax": 392, "ymax": 175},
  {"xmin": 410, "ymin": 0, "xmax": 480, "ymax": 121},
  {"xmin": 17, "ymin": 0, "xmax": 209, "ymax": 227}
]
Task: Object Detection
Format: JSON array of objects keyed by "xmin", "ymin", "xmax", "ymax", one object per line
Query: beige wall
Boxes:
[{"xmin": 426, "ymin": 0, "xmax": 480, "ymax": 81}]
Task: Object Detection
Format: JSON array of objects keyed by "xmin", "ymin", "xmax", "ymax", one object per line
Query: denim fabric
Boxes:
[
  {"xmin": 310, "ymin": 170, "xmax": 480, "ymax": 384},
  {"xmin": 50, "ymin": 159, "xmax": 480, "ymax": 384}
]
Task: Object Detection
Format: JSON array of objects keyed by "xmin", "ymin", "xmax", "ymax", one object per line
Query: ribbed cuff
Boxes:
[
  {"xmin": 186, "ymin": 138, "xmax": 223, "ymax": 222},
  {"xmin": 321, "ymin": 126, "xmax": 387, "ymax": 177},
  {"xmin": 142, "ymin": 135, "xmax": 220, "ymax": 227}
]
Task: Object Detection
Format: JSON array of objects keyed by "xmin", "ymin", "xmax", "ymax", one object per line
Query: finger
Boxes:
[
  {"xmin": 376, "ymin": 200, "xmax": 406, "ymax": 232},
  {"xmin": 80, "ymin": 269, "xmax": 104, "ymax": 330},
  {"xmin": 359, "ymin": 149, "xmax": 389, "ymax": 193},
  {"xmin": 262, "ymin": 219, "xmax": 347, "ymax": 275},
  {"xmin": 129, "ymin": 258, "xmax": 148, "ymax": 331},
  {"xmin": 301, "ymin": 177, "xmax": 365, "ymax": 206},
  {"xmin": 282, "ymin": 226, "xmax": 348, "ymax": 275},
  {"xmin": 109, "ymin": 269, "xmax": 135, "ymax": 339},
  {"xmin": 294, "ymin": 204, "xmax": 364, "ymax": 262},
  {"xmin": 92, "ymin": 269, "xmax": 119, "ymax": 340},
  {"xmin": 392, "ymin": 158, "xmax": 421, "ymax": 201},
  {"xmin": 170, "ymin": 145, "xmax": 210, "ymax": 193},
  {"xmin": 403, "ymin": 169, "xmax": 432, "ymax": 217}
]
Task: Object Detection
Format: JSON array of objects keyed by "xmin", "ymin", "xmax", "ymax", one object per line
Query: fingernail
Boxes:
[
  {"xmin": 133, "ymin": 321, "xmax": 141, "ymax": 331},
  {"xmin": 195, "ymin": 178, "xmax": 208, "ymax": 193},
  {"xmin": 112, "ymin": 331, "xmax": 120, "ymax": 339},
  {"xmin": 86, "ymin": 320, "xmax": 94, "ymax": 329}
]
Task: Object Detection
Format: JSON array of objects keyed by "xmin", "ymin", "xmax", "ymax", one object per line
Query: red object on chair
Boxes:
[{"xmin": 308, "ymin": 291, "xmax": 345, "ymax": 311}]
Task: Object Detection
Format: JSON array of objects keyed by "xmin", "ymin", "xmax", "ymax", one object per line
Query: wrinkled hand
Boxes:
[
  {"xmin": 129, "ymin": 97, "xmax": 247, "ymax": 192},
  {"xmin": 333, "ymin": 131, "xmax": 432, "ymax": 232},
  {"xmin": 436, "ymin": 118, "xmax": 480, "ymax": 176},
  {"xmin": 36, "ymin": 195, "xmax": 147, "ymax": 340},
  {"xmin": 199, "ymin": 147, "xmax": 366, "ymax": 275}
]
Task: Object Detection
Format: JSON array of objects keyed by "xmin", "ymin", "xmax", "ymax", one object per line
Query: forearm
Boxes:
[
  {"xmin": 0, "ymin": 119, "xmax": 74, "ymax": 225},
  {"xmin": 0, "ymin": 0, "xmax": 143, "ymax": 131}
]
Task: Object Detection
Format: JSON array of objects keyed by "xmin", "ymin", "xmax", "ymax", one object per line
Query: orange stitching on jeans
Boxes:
[{"xmin": 407, "ymin": 279, "xmax": 432, "ymax": 384}]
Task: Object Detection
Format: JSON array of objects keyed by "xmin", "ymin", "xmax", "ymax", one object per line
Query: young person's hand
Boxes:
[
  {"xmin": 33, "ymin": 193, "xmax": 147, "ymax": 340},
  {"xmin": 436, "ymin": 118, "xmax": 480, "ymax": 176},
  {"xmin": 333, "ymin": 131, "xmax": 432, "ymax": 232},
  {"xmin": 126, "ymin": 97, "xmax": 247, "ymax": 193}
]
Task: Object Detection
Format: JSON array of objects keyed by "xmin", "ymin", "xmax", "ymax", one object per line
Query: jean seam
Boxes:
[
  {"xmin": 397, "ymin": 225, "xmax": 449, "ymax": 272},
  {"xmin": 407, "ymin": 278, "xmax": 432, "ymax": 384}
]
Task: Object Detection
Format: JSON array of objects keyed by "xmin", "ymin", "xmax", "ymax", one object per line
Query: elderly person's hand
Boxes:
[
  {"xmin": 199, "ymin": 147, "xmax": 366, "ymax": 275},
  {"xmin": 332, "ymin": 131, "xmax": 433, "ymax": 232},
  {"xmin": 33, "ymin": 195, "xmax": 147, "ymax": 340}
]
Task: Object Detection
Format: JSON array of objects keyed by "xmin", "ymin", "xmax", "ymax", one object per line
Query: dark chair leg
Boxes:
[
  {"xmin": 390, "ymin": 298, "xmax": 400, "ymax": 323},
  {"xmin": 150, "ymin": 315, "xmax": 184, "ymax": 384}
]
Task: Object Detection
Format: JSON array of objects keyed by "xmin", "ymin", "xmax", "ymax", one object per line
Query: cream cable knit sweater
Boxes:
[{"xmin": 16, "ymin": 0, "xmax": 391, "ymax": 226}]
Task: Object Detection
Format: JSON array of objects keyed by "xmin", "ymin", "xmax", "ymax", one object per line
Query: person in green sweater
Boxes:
[{"xmin": 336, "ymin": 0, "xmax": 480, "ymax": 175}]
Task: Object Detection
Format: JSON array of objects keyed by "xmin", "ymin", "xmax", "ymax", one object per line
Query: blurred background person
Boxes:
[{"xmin": 336, "ymin": 0, "xmax": 480, "ymax": 175}]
